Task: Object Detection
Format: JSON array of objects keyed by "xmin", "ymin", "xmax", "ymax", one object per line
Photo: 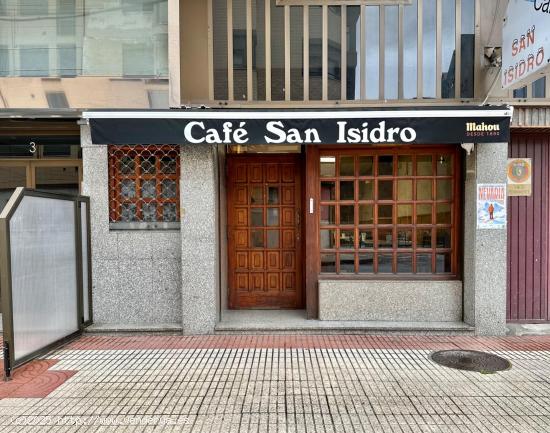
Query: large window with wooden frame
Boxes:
[
  {"xmin": 318, "ymin": 147, "xmax": 459, "ymax": 276},
  {"xmin": 108, "ymin": 145, "xmax": 180, "ymax": 228}
]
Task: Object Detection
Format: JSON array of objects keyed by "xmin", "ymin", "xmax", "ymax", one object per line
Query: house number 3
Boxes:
[{"xmin": 29, "ymin": 141, "xmax": 36, "ymax": 154}]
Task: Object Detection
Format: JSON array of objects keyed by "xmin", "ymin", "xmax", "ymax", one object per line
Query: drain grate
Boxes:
[{"xmin": 430, "ymin": 350, "xmax": 511, "ymax": 373}]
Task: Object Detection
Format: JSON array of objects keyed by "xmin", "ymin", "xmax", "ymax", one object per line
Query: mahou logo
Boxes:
[{"xmin": 465, "ymin": 122, "xmax": 501, "ymax": 137}]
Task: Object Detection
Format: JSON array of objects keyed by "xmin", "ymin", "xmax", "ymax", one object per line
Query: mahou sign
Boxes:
[{"xmin": 502, "ymin": 0, "xmax": 550, "ymax": 89}]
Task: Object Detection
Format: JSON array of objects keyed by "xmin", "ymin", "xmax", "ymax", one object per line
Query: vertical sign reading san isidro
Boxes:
[{"xmin": 477, "ymin": 184, "xmax": 507, "ymax": 229}]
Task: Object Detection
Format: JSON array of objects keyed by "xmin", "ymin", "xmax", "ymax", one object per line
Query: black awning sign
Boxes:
[{"xmin": 84, "ymin": 107, "xmax": 512, "ymax": 145}]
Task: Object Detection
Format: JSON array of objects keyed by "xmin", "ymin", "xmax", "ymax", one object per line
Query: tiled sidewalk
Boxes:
[{"xmin": 1, "ymin": 334, "xmax": 550, "ymax": 432}]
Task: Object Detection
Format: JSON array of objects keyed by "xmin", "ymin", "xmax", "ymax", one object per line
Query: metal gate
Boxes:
[
  {"xmin": 507, "ymin": 132, "xmax": 550, "ymax": 322},
  {"xmin": 0, "ymin": 188, "xmax": 92, "ymax": 379}
]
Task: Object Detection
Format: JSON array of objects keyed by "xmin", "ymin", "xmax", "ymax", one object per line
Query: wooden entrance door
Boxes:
[{"xmin": 227, "ymin": 155, "xmax": 303, "ymax": 309}]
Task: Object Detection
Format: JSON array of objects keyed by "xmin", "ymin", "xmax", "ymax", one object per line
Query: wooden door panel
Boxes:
[{"xmin": 228, "ymin": 155, "xmax": 303, "ymax": 309}]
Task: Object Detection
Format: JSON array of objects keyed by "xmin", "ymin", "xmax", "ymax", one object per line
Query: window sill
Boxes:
[
  {"xmin": 109, "ymin": 222, "xmax": 180, "ymax": 230},
  {"xmin": 318, "ymin": 273, "xmax": 459, "ymax": 281}
]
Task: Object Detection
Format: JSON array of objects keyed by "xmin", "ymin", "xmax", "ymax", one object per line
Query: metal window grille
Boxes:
[{"xmin": 108, "ymin": 145, "xmax": 180, "ymax": 224}]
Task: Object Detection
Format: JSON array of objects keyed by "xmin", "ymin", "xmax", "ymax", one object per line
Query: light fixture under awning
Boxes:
[{"xmin": 82, "ymin": 106, "xmax": 513, "ymax": 146}]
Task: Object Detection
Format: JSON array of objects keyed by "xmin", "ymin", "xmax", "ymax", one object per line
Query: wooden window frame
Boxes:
[
  {"xmin": 108, "ymin": 145, "xmax": 180, "ymax": 228},
  {"xmin": 315, "ymin": 145, "xmax": 461, "ymax": 279}
]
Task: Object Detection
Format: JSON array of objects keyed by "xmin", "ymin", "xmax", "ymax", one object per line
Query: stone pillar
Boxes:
[
  {"xmin": 463, "ymin": 142, "xmax": 508, "ymax": 336},
  {"xmin": 180, "ymin": 144, "xmax": 219, "ymax": 334}
]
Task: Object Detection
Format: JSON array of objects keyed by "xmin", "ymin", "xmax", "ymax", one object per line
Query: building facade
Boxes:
[{"xmin": 0, "ymin": 0, "xmax": 549, "ymax": 335}]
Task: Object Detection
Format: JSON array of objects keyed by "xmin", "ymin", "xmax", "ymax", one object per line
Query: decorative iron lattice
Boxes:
[{"xmin": 108, "ymin": 145, "xmax": 180, "ymax": 223}]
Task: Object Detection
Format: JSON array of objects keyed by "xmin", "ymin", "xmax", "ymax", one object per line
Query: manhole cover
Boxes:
[{"xmin": 430, "ymin": 350, "xmax": 511, "ymax": 373}]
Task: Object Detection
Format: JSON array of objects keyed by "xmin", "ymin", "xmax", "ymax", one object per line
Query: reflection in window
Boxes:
[
  {"xmin": 213, "ymin": 0, "xmax": 228, "ymax": 100},
  {"xmin": 271, "ymin": 0, "xmax": 285, "ymax": 101},
  {"xmin": 513, "ymin": 87, "xmax": 527, "ymax": 98},
  {"xmin": 364, "ymin": 6, "xmax": 379, "ymax": 99},
  {"xmin": 532, "ymin": 77, "xmax": 546, "ymax": 98},
  {"xmin": 233, "ymin": 0, "xmax": 247, "ymax": 100},
  {"xmin": 384, "ymin": 6, "xmax": 398, "ymax": 100},
  {"xmin": 327, "ymin": 6, "xmax": 342, "ymax": 100},
  {"xmin": 403, "ymin": 0, "xmax": 418, "ymax": 99},
  {"xmin": 422, "ymin": 0, "xmax": 436, "ymax": 98},
  {"xmin": 460, "ymin": 0, "xmax": 475, "ymax": 98},
  {"xmin": 346, "ymin": 6, "xmax": 361, "ymax": 100},
  {"xmin": 0, "ymin": 0, "xmax": 168, "ymax": 78},
  {"xmin": 441, "ymin": 0, "xmax": 456, "ymax": 98},
  {"xmin": 290, "ymin": 7, "xmax": 303, "ymax": 100},
  {"xmin": 309, "ymin": 6, "xmax": 322, "ymax": 100}
]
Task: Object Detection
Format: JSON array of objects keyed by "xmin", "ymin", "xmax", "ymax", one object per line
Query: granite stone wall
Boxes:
[
  {"xmin": 463, "ymin": 142, "xmax": 508, "ymax": 336},
  {"xmin": 81, "ymin": 125, "xmax": 182, "ymax": 328}
]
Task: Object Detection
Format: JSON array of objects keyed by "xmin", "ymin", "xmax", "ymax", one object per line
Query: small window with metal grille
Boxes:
[{"xmin": 108, "ymin": 145, "xmax": 180, "ymax": 229}]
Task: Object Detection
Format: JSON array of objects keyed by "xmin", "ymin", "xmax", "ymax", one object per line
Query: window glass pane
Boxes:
[
  {"xmin": 340, "ymin": 253, "xmax": 355, "ymax": 273},
  {"xmin": 321, "ymin": 229, "xmax": 336, "ymax": 249},
  {"xmin": 436, "ymin": 203, "xmax": 452, "ymax": 224},
  {"xmin": 339, "ymin": 229, "xmax": 355, "ymax": 249},
  {"xmin": 398, "ymin": 156, "xmax": 413, "ymax": 176},
  {"xmin": 378, "ymin": 204, "xmax": 393, "ymax": 224},
  {"xmin": 417, "ymin": 228, "xmax": 432, "ymax": 248},
  {"xmin": 436, "ymin": 252, "xmax": 452, "ymax": 273},
  {"xmin": 359, "ymin": 204, "xmax": 374, "ymax": 224},
  {"xmin": 364, "ymin": 6, "xmax": 379, "ymax": 99},
  {"xmin": 397, "ymin": 205, "xmax": 412, "ymax": 224},
  {"xmin": 320, "ymin": 156, "xmax": 336, "ymax": 177},
  {"xmin": 252, "ymin": 0, "xmax": 266, "ymax": 100},
  {"xmin": 397, "ymin": 180, "xmax": 412, "ymax": 200},
  {"xmin": 321, "ymin": 181, "xmax": 336, "ymax": 200},
  {"xmin": 251, "ymin": 208, "xmax": 263, "ymax": 226},
  {"xmin": 416, "ymin": 253, "xmax": 432, "ymax": 273},
  {"xmin": 513, "ymin": 87, "xmax": 527, "ymax": 98},
  {"xmin": 233, "ymin": 0, "xmax": 247, "ymax": 100},
  {"xmin": 441, "ymin": 0, "xmax": 456, "ymax": 98},
  {"xmin": 359, "ymin": 229, "xmax": 373, "ymax": 248},
  {"xmin": 397, "ymin": 230, "xmax": 412, "ymax": 248},
  {"xmin": 290, "ymin": 6, "xmax": 304, "ymax": 100},
  {"xmin": 436, "ymin": 228, "xmax": 451, "ymax": 248},
  {"xmin": 436, "ymin": 179, "xmax": 452, "ymax": 200},
  {"xmin": 268, "ymin": 187, "xmax": 279, "ymax": 204},
  {"xmin": 251, "ymin": 229, "xmax": 264, "ymax": 247},
  {"xmin": 309, "ymin": 5, "xmax": 323, "ymax": 100},
  {"xmin": 346, "ymin": 6, "xmax": 361, "ymax": 100},
  {"xmin": 339, "ymin": 156, "xmax": 355, "ymax": 176},
  {"xmin": 141, "ymin": 180, "xmax": 156, "ymax": 198},
  {"xmin": 272, "ymin": 0, "xmax": 285, "ymax": 100},
  {"xmin": 384, "ymin": 6, "xmax": 398, "ymax": 99},
  {"xmin": 460, "ymin": 0, "xmax": 475, "ymax": 98},
  {"xmin": 328, "ymin": 6, "xmax": 342, "ymax": 100},
  {"xmin": 340, "ymin": 205, "xmax": 354, "ymax": 224},
  {"xmin": 359, "ymin": 156, "xmax": 374, "ymax": 176},
  {"xmin": 358, "ymin": 253, "xmax": 374, "ymax": 273},
  {"xmin": 251, "ymin": 186, "xmax": 263, "ymax": 204},
  {"xmin": 161, "ymin": 180, "xmax": 177, "ymax": 199},
  {"xmin": 213, "ymin": 0, "xmax": 228, "ymax": 99},
  {"xmin": 378, "ymin": 155, "xmax": 393, "ymax": 175},
  {"xmin": 416, "ymin": 204, "xmax": 432, "ymax": 224},
  {"xmin": 416, "ymin": 180, "xmax": 432, "ymax": 200},
  {"xmin": 340, "ymin": 181, "xmax": 354, "ymax": 200},
  {"xmin": 321, "ymin": 205, "xmax": 336, "ymax": 225},
  {"xmin": 378, "ymin": 180, "xmax": 393, "ymax": 200},
  {"xmin": 321, "ymin": 253, "xmax": 336, "ymax": 272},
  {"xmin": 436, "ymin": 154, "xmax": 453, "ymax": 176},
  {"xmin": 267, "ymin": 230, "xmax": 279, "ymax": 248},
  {"xmin": 397, "ymin": 254, "xmax": 413, "ymax": 273},
  {"xmin": 403, "ymin": 0, "xmax": 418, "ymax": 99},
  {"xmin": 532, "ymin": 77, "xmax": 546, "ymax": 98},
  {"xmin": 422, "ymin": 0, "xmax": 436, "ymax": 98},
  {"xmin": 416, "ymin": 155, "xmax": 433, "ymax": 175},
  {"xmin": 377, "ymin": 253, "xmax": 393, "ymax": 273},
  {"xmin": 359, "ymin": 180, "xmax": 374, "ymax": 200},
  {"xmin": 377, "ymin": 228, "xmax": 393, "ymax": 248}
]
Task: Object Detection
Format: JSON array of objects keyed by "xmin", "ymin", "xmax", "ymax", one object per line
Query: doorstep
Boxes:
[
  {"xmin": 216, "ymin": 310, "xmax": 475, "ymax": 335},
  {"xmin": 507, "ymin": 323, "xmax": 550, "ymax": 336},
  {"xmin": 85, "ymin": 323, "xmax": 183, "ymax": 333}
]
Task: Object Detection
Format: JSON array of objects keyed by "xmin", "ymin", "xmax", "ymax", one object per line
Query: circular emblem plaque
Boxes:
[{"xmin": 508, "ymin": 159, "xmax": 530, "ymax": 183}]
